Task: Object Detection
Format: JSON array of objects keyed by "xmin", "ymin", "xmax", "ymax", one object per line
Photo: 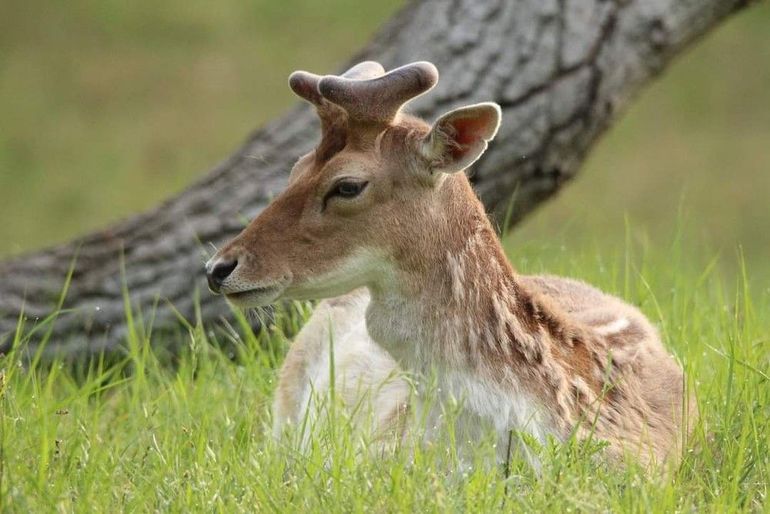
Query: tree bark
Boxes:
[{"xmin": 0, "ymin": 0, "xmax": 754, "ymax": 357}]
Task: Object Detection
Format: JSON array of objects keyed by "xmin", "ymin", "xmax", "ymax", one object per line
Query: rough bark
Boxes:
[{"xmin": 0, "ymin": 0, "xmax": 754, "ymax": 357}]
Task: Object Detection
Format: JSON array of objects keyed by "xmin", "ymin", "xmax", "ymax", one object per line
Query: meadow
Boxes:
[
  {"xmin": 1, "ymin": 231, "xmax": 767, "ymax": 511},
  {"xmin": 1, "ymin": 0, "xmax": 768, "ymax": 512}
]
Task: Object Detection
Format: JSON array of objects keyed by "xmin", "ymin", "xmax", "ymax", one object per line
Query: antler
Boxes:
[
  {"xmin": 318, "ymin": 61, "xmax": 438, "ymax": 125},
  {"xmin": 288, "ymin": 61, "xmax": 438, "ymax": 159},
  {"xmin": 288, "ymin": 61, "xmax": 386, "ymax": 109},
  {"xmin": 289, "ymin": 61, "xmax": 387, "ymax": 161}
]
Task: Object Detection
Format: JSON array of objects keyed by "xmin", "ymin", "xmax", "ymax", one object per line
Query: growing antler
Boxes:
[
  {"xmin": 289, "ymin": 61, "xmax": 386, "ymax": 109},
  {"xmin": 289, "ymin": 61, "xmax": 439, "ymax": 156},
  {"xmin": 318, "ymin": 61, "xmax": 438, "ymax": 125},
  {"xmin": 289, "ymin": 61, "xmax": 387, "ymax": 163}
]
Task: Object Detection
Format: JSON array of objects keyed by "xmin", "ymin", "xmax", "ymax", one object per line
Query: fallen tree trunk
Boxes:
[{"xmin": 0, "ymin": 0, "xmax": 754, "ymax": 357}]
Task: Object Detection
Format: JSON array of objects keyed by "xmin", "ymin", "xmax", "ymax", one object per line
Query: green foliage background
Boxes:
[
  {"xmin": 1, "ymin": 2, "xmax": 769, "ymax": 511},
  {"xmin": 1, "ymin": 0, "xmax": 768, "ymax": 280}
]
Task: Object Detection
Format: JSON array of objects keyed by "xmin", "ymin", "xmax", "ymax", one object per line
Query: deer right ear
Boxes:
[{"xmin": 420, "ymin": 102, "xmax": 501, "ymax": 177}]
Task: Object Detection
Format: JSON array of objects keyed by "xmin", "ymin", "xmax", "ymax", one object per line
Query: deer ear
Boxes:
[{"xmin": 421, "ymin": 102, "xmax": 501, "ymax": 176}]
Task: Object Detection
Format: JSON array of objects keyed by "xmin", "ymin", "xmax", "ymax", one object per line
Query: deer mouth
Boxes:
[{"xmin": 224, "ymin": 284, "xmax": 285, "ymax": 307}]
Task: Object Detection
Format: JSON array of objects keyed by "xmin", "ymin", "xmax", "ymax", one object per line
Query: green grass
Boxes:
[
  {"xmin": 1, "ymin": 0, "xmax": 768, "ymax": 511},
  {"xmin": 1, "ymin": 231, "xmax": 767, "ymax": 512}
]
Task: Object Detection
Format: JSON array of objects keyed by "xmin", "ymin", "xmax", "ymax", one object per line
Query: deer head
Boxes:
[{"xmin": 206, "ymin": 61, "xmax": 501, "ymax": 307}]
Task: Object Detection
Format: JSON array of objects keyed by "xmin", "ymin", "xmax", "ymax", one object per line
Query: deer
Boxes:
[{"xmin": 205, "ymin": 60, "xmax": 696, "ymax": 469}]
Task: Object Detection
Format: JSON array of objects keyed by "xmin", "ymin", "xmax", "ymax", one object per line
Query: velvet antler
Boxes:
[
  {"xmin": 289, "ymin": 61, "xmax": 385, "ymax": 108},
  {"xmin": 318, "ymin": 61, "xmax": 438, "ymax": 125},
  {"xmin": 289, "ymin": 61, "xmax": 387, "ymax": 162},
  {"xmin": 288, "ymin": 61, "xmax": 438, "ymax": 159}
]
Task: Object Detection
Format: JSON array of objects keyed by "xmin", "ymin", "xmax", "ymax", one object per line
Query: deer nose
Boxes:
[{"xmin": 206, "ymin": 258, "xmax": 238, "ymax": 294}]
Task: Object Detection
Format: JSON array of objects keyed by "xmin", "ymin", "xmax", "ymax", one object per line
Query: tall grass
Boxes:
[{"xmin": 0, "ymin": 234, "xmax": 767, "ymax": 512}]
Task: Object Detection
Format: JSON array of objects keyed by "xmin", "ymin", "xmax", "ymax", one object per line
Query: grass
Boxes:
[
  {"xmin": 1, "ymin": 0, "xmax": 768, "ymax": 511},
  {"xmin": 1, "ymin": 229, "xmax": 767, "ymax": 512}
]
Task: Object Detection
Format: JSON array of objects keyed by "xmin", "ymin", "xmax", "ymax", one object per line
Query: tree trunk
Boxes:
[{"xmin": 0, "ymin": 0, "xmax": 754, "ymax": 357}]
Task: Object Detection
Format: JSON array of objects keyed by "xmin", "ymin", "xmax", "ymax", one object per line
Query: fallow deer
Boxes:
[{"xmin": 206, "ymin": 61, "xmax": 695, "ymax": 468}]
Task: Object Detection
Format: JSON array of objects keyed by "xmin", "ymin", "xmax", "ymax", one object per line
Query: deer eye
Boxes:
[
  {"xmin": 324, "ymin": 180, "xmax": 368, "ymax": 208},
  {"xmin": 334, "ymin": 180, "xmax": 367, "ymax": 198}
]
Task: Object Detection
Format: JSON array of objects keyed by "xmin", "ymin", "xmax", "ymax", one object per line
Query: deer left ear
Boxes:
[{"xmin": 421, "ymin": 102, "xmax": 501, "ymax": 176}]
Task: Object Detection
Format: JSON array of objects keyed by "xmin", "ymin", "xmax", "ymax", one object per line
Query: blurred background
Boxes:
[{"xmin": 1, "ymin": 0, "xmax": 768, "ymax": 282}]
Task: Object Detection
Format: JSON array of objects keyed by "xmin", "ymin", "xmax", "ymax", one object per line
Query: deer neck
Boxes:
[
  {"xmin": 363, "ymin": 177, "xmax": 598, "ymax": 445},
  {"xmin": 365, "ymin": 179, "xmax": 563, "ymax": 378},
  {"xmin": 364, "ymin": 182, "xmax": 579, "ymax": 443}
]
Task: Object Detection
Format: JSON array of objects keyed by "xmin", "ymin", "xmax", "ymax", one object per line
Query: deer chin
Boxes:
[
  {"xmin": 223, "ymin": 283, "xmax": 287, "ymax": 308},
  {"xmin": 281, "ymin": 248, "xmax": 393, "ymax": 302}
]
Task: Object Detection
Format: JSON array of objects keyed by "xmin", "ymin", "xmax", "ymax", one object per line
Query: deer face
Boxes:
[{"xmin": 205, "ymin": 61, "xmax": 500, "ymax": 308}]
